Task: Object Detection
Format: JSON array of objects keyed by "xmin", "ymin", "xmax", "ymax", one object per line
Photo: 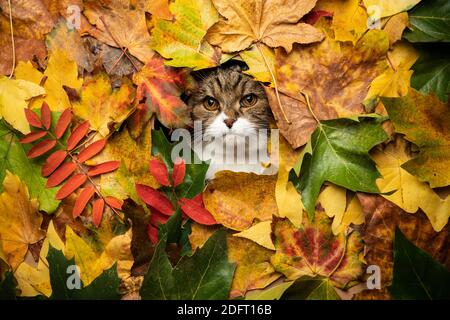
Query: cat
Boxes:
[{"xmin": 188, "ymin": 63, "xmax": 272, "ymax": 180}]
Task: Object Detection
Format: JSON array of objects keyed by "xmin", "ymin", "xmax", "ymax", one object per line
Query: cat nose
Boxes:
[{"xmin": 224, "ymin": 118, "xmax": 236, "ymax": 128}]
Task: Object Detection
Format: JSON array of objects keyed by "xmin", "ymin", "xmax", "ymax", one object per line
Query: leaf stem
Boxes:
[
  {"xmin": 7, "ymin": 0, "xmax": 15, "ymax": 79},
  {"xmin": 255, "ymin": 43, "xmax": 291, "ymax": 124}
]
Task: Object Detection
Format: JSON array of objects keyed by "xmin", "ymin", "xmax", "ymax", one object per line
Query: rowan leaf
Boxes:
[
  {"xmin": 67, "ymin": 121, "xmax": 89, "ymax": 151},
  {"xmin": 150, "ymin": 0, "xmax": 222, "ymax": 70},
  {"xmin": 92, "ymin": 199, "xmax": 105, "ymax": 228},
  {"xmin": 73, "ymin": 187, "xmax": 96, "ymax": 218},
  {"xmin": 271, "ymin": 211, "xmax": 364, "ymax": 289},
  {"xmin": 178, "ymin": 197, "xmax": 217, "ymax": 225},
  {"xmin": 132, "ymin": 57, "xmax": 191, "ymax": 128},
  {"xmin": 290, "ymin": 116, "xmax": 388, "ymax": 219},
  {"xmin": 172, "ymin": 159, "xmax": 186, "ymax": 187},
  {"xmin": 77, "ymin": 139, "xmax": 107, "ymax": 163},
  {"xmin": 135, "ymin": 184, "xmax": 175, "ymax": 215},
  {"xmin": 0, "ymin": 77, "xmax": 45, "ymax": 134},
  {"xmin": 46, "ymin": 162, "xmax": 77, "ymax": 188},
  {"xmin": 54, "ymin": 109, "xmax": 72, "ymax": 139},
  {"xmin": 373, "ymin": 138, "xmax": 450, "ymax": 232},
  {"xmin": 27, "ymin": 139, "xmax": 56, "ymax": 159},
  {"xmin": 140, "ymin": 229, "xmax": 235, "ymax": 299},
  {"xmin": 403, "ymin": 0, "xmax": 450, "ymax": 42},
  {"xmin": 382, "ymin": 90, "xmax": 450, "ymax": 188},
  {"xmin": 55, "ymin": 174, "xmax": 87, "ymax": 200},
  {"xmin": 0, "ymin": 121, "xmax": 59, "ymax": 213},
  {"xmin": 73, "ymin": 73, "xmax": 135, "ymax": 137},
  {"xmin": 203, "ymin": 172, "xmax": 277, "ymax": 231},
  {"xmin": 42, "ymin": 150, "xmax": 67, "ymax": 177},
  {"xmin": 207, "ymin": 0, "xmax": 324, "ymax": 53},
  {"xmin": 390, "ymin": 228, "xmax": 450, "ymax": 299},
  {"xmin": 84, "ymin": 1, "xmax": 154, "ymax": 63},
  {"xmin": 0, "ymin": 172, "xmax": 45, "ymax": 270},
  {"xmin": 148, "ymin": 158, "xmax": 170, "ymax": 186},
  {"xmin": 87, "ymin": 161, "xmax": 120, "ymax": 177}
]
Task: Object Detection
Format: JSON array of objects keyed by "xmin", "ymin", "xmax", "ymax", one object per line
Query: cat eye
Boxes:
[
  {"xmin": 241, "ymin": 94, "xmax": 257, "ymax": 107},
  {"xmin": 203, "ymin": 96, "xmax": 219, "ymax": 111}
]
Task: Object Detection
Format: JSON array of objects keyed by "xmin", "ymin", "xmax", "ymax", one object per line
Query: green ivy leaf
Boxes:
[
  {"xmin": 290, "ymin": 116, "xmax": 388, "ymax": 219},
  {"xmin": 280, "ymin": 276, "xmax": 340, "ymax": 300},
  {"xmin": 389, "ymin": 229, "xmax": 450, "ymax": 299},
  {"xmin": 410, "ymin": 45, "xmax": 450, "ymax": 102},
  {"xmin": 140, "ymin": 228, "xmax": 236, "ymax": 300},
  {"xmin": 404, "ymin": 0, "xmax": 450, "ymax": 42},
  {"xmin": 48, "ymin": 245, "xmax": 121, "ymax": 300},
  {"xmin": 0, "ymin": 120, "xmax": 59, "ymax": 213}
]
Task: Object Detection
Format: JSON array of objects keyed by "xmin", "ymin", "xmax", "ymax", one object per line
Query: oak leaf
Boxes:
[
  {"xmin": 0, "ymin": 172, "xmax": 45, "ymax": 270},
  {"xmin": 207, "ymin": 0, "xmax": 324, "ymax": 53}
]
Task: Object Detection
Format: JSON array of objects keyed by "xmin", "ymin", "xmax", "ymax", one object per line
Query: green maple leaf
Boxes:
[
  {"xmin": 150, "ymin": 0, "xmax": 223, "ymax": 70},
  {"xmin": 140, "ymin": 228, "xmax": 235, "ymax": 300},
  {"xmin": 382, "ymin": 90, "xmax": 450, "ymax": 188},
  {"xmin": 0, "ymin": 120, "xmax": 59, "ymax": 213},
  {"xmin": 389, "ymin": 228, "xmax": 450, "ymax": 299},
  {"xmin": 290, "ymin": 116, "xmax": 388, "ymax": 219},
  {"xmin": 48, "ymin": 245, "xmax": 121, "ymax": 300}
]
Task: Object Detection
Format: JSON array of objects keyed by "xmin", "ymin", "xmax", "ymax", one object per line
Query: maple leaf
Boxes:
[
  {"xmin": 233, "ymin": 221, "xmax": 275, "ymax": 250},
  {"xmin": 0, "ymin": 77, "xmax": 45, "ymax": 134},
  {"xmin": 382, "ymin": 90, "xmax": 450, "ymax": 188},
  {"xmin": 318, "ymin": 184, "xmax": 365, "ymax": 235},
  {"xmin": 315, "ymin": 0, "xmax": 368, "ymax": 43},
  {"xmin": 132, "ymin": 57, "xmax": 191, "ymax": 128},
  {"xmin": 355, "ymin": 193, "xmax": 450, "ymax": 299},
  {"xmin": 203, "ymin": 172, "xmax": 277, "ymax": 231},
  {"xmin": 0, "ymin": 172, "xmax": 45, "ymax": 270},
  {"xmin": 280, "ymin": 276, "xmax": 341, "ymax": 300},
  {"xmin": 363, "ymin": 0, "xmax": 421, "ymax": 18},
  {"xmin": 150, "ymin": 0, "xmax": 222, "ymax": 70},
  {"xmin": 383, "ymin": 12, "xmax": 410, "ymax": 45},
  {"xmin": 138, "ymin": 0, "xmax": 173, "ymax": 20},
  {"xmin": 270, "ymin": 211, "xmax": 364, "ymax": 289},
  {"xmin": 73, "ymin": 73, "xmax": 135, "ymax": 137},
  {"xmin": 372, "ymin": 137, "xmax": 450, "ymax": 231},
  {"xmin": 84, "ymin": 1, "xmax": 154, "ymax": 64},
  {"xmin": 207, "ymin": 0, "xmax": 324, "ymax": 53},
  {"xmin": 239, "ymin": 44, "xmax": 275, "ymax": 86},
  {"xmin": 290, "ymin": 116, "xmax": 388, "ymax": 219},
  {"xmin": 14, "ymin": 50, "xmax": 83, "ymax": 112}
]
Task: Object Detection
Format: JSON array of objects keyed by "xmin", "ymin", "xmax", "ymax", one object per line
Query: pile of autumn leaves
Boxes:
[{"xmin": 0, "ymin": 0, "xmax": 449, "ymax": 300}]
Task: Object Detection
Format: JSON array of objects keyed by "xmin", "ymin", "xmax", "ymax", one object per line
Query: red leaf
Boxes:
[
  {"xmin": 149, "ymin": 159, "xmax": 170, "ymax": 186},
  {"xmin": 24, "ymin": 109, "xmax": 42, "ymax": 128},
  {"xmin": 192, "ymin": 193, "xmax": 203, "ymax": 205},
  {"xmin": 92, "ymin": 198, "xmax": 105, "ymax": 227},
  {"xmin": 46, "ymin": 162, "xmax": 77, "ymax": 188},
  {"xmin": 135, "ymin": 184, "xmax": 174, "ymax": 215},
  {"xmin": 67, "ymin": 121, "xmax": 89, "ymax": 151},
  {"xmin": 172, "ymin": 158, "xmax": 186, "ymax": 187},
  {"xmin": 27, "ymin": 139, "xmax": 56, "ymax": 159},
  {"xmin": 55, "ymin": 173, "xmax": 87, "ymax": 200},
  {"xmin": 42, "ymin": 150, "xmax": 67, "ymax": 177},
  {"xmin": 20, "ymin": 130, "xmax": 47, "ymax": 144},
  {"xmin": 147, "ymin": 224, "xmax": 158, "ymax": 245},
  {"xmin": 77, "ymin": 139, "xmax": 106, "ymax": 163},
  {"xmin": 88, "ymin": 161, "xmax": 120, "ymax": 176},
  {"xmin": 150, "ymin": 209, "xmax": 170, "ymax": 226},
  {"xmin": 55, "ymin": 109, "xmax": 73, "ymax": 139},
  {"xmin": 41, "ymin": 102, "xmax": 51, "ymax": 130},
  {"xmin": 105, "ymin": 196, "xmax": 123, "ymax": 210},
  {"xmin": 178, "ymin": 197, "xmax": 217, "ymax": 225},
  {"xmin": 73, "ymin": 187, "xmax": 95, "ymax": 218},
  {"xmin": 303, "ymin": 10, "xmax": 333, "ymax": 25}
]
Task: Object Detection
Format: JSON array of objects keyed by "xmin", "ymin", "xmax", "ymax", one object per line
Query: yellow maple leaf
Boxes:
[
  {"xmin": 275, "ymin": 136, "xmax": 303, "ymax": 227},
  {"xmin": 315, "ymin": 0, "xmax": 368, "ymax": 44},
  {"xmin": 363, "ymin": 0, "xmax": 421, "ymax": 18},
  {"xmin": 383, "ymin": 12, "xmax": 410, "ymax": 45},
  {"xmin": 207, "ymin": 0, "xmax": 324, "ymax": 53},
  {"xmin": 73, "ymin": 73, "xmax": 135, "ymax": 137},
  {"xmin": 0, "ymin": 77, "xmax": 45, "ymax": 134},
  {"xmin": 318, "ymin": 184, "xmax": 365, "ymax": 235},
  {"xmin": 203, "ymin": 172, "xmax": 277, "ymax": 231},
  {"xmin": 14, "ymin": 50, "xmax": 83, "ymax": 111},
  {"xmin": 233, "ymin": 221, "xmax": 275, "ymax": 250},
  {"xmin": 372, "ymin": 138, "xmax": 450, "ymax": 232},
  {"xmin": 364, "ymin": 42, "xmax": 419, "ymax": 107},
  {"xmin": 240, "ymin": 44, "xmax": 275, "ymax": 87},
  {"xmin": 0, "ymin": 172, "xmax": 45, "ymax": 270}
]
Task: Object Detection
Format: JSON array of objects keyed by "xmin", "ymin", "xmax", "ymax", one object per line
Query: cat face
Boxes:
[{"xmin": 188, "ymin": 65, "xmax": 270, "ymax": 140}]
